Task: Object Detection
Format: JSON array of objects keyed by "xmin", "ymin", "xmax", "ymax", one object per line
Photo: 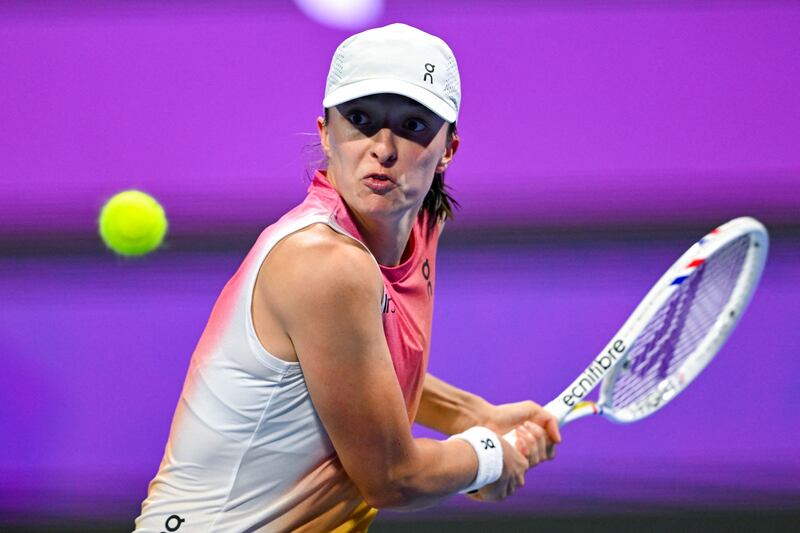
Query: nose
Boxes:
[{"xmin": 370, "ymin": 127, "xmax": 397, "ymax": 165}]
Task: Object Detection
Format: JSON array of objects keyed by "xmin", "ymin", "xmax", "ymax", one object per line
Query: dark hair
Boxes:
[
  {"xmin": 422, "ymin": 121, "xmax": 459, "ymax": 230},
  {"xmin": 320, "ymin": 109, "xmax": 459, "ymax": 230}
]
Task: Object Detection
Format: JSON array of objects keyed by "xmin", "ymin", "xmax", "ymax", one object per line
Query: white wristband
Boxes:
[{"xmin": 447, "ymin": 426, "xmax": 503, "ymax": 494}]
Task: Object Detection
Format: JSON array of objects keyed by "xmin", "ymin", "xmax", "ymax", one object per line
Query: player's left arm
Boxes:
[
  {"xmin": 415, "ymin": 373, "xmax": 491, "ymax": 435},
  {"xmin": 416, "ymin": 374, "xmax": 561, "ymax": 460}
]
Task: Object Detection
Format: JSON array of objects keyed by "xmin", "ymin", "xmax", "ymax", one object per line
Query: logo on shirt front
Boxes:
[
  {"xmin": 421, "ymin": 258, "xmax": 433, "ymax": 298},
  {"xmin": 382, "ymin": 292, "xmax": 396, "ymax": 314}
]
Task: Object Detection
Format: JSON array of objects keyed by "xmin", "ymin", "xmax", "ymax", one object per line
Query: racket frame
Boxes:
[{"xmin": 542, "ymin": 216, "xmax": 769, "ymax": 426}]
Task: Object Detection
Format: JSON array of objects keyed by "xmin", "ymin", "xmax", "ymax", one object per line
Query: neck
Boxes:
[{"xmin": 351, "ymin": 208, "xmax": 417, "ymax": 267}]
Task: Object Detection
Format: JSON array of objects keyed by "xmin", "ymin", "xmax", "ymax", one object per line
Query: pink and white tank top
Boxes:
[{"xmin": 135, "ymin": 170, "xmax": 440, "ymax": 532}]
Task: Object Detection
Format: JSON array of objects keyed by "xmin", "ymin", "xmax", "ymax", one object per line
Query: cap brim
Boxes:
[{"xmin": 323, "ymin": 78, "xmax": 457, "ymax": 123}]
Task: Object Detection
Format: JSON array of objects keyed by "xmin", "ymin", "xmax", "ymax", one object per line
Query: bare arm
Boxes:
[
  {"xmin": 258, "ymin": 225, "xmax": 527, "ymax": 509},
  {"xmin": 416, "ymin": 374, "xmax": 562, "ymax": 474},
  {"xmin": 415, "ymin": 373, "xmax": 494, "ymax": 436}
]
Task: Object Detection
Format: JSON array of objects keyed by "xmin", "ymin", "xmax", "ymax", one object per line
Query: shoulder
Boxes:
[
  {"xmin": 277, "ymin": 223, "xmax": 379, "ymax": 282},
  {"xmin": 259, "ymin": 223, "xmax": 384, "ymax": 312}
]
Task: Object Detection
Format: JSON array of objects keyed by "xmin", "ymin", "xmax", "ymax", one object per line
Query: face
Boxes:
[{"xmin": 317, "ymin": 93, "xmax": 458, "ymax": 224}]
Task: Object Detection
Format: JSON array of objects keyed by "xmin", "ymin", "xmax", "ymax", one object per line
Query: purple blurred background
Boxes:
[
  {"xmin": 1, "ymin": 0, "xmax": 798, "ymax": 526},
  {"xmin": 2, "ymin": 0, "xmax": 798, "ymax": 236}
]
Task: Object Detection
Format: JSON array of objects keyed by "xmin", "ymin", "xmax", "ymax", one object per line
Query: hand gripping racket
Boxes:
[{"xmin": 506, "ymin": 217, "xmax": 768, "ymax": 442}]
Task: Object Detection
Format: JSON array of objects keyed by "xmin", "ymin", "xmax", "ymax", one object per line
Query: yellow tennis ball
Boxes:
[{"xmin": 98, "ymin": 190, "xmax": 168, "ymax": 257}]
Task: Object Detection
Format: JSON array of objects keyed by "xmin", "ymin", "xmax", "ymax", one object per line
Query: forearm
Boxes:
[
  {"xmin": 415, "ymin": 373, "xmax": 493, "ymax": 435},
  {"xmin": 371, "ymin": 437, "xmax": 479, "ymax": 510}
]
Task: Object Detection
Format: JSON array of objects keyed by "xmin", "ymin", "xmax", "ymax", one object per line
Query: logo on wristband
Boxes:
[{"xmin": 481, "ymin": 438, "xmax": 495, "ymax": 450}]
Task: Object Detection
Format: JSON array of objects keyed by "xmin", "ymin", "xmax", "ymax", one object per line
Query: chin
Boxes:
[{"xmin": 356, "ymin": 195, "xmax": 411, "ymax": 220}]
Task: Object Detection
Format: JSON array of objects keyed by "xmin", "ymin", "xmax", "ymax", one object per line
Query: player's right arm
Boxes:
[{"xmin": 258, "ymin": 225, "xmax": 529, "ymax": 509}]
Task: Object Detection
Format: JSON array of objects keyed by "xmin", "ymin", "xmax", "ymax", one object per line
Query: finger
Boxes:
[
  {"xmin": 536, "ymin": 430, "xmax": 552, "ymax": 463},
  {"xmin": 524, "ymin": 421, "xmax": 544, "ymax": 446},
  {"xmin": 516, "ymin": 423, "xmax": 532, "ymax": 448},
  {"xmin": 504, "ymin": 400, "xmax": 541, "ymax": 430},
  {"xmin": 546, "ymin": 443, "xmax": 557, "ymax": 460},
  {"xmin": 536, "ymin": 436, "xmax": 548, "ymax": 463},
  {"xmin": 525, "ymin": 422, "xmax": 549, "ymax": 463},
  {"xmin": 545, "ymin": 415, "xmax": 562, "ymax": 444},
  {"xmin": 530, "ymin": 409, "xmax": 562, "ymax": 443},
  {"xmin": 517, "ymin": 424, "xmax": 538, "ymax": 466},
  {"xmin": 514, "ymin": 427, "xmax": 530, "ymax": 458},
  {"xmin": 538, "ymin": 428, "xmax": 549, "ymax": 462}
]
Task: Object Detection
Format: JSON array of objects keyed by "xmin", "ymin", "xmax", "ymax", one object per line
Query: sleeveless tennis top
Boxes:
[{"xmin": 134, "ymin": 170, "xmax": 440, "ymax": 532}]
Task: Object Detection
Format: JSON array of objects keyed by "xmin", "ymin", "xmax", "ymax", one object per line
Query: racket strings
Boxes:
[
  {"xmin": 616, "ymin": 271, "xmax": 705, "ymax": 404},
  {"xmin": 613, "ymin": 257, "xmax": 741, "ymax": 408},
  {"xmin": 628, "ymin": 264, "xmax": 706, "ymax": 379},
  {"xmin": 609, "ymin": 235, "xmax": 750, "ymax": 410}
]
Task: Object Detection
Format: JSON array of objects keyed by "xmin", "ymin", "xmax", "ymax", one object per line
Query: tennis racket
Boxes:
[{"xmin": 506, "ymin": 216, "xmax": 768, "ymax": 442}]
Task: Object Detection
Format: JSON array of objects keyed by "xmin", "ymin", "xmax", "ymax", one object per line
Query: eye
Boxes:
[
  {"xmin": 346, "ymin": 111, "xmax": 370, "ymax": 126},
  {"xmin": 404, "ymin": 118, "xmax": 427, "ymax": 132}
]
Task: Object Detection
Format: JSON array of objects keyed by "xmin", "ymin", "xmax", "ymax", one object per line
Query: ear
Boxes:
[
  {"xmin": 317, "ymin": 115, "xmax": 331, "ymax": 157},
  {"xmin": 435, "ymin": 131, "xmax": 459, "ymax": 173}
]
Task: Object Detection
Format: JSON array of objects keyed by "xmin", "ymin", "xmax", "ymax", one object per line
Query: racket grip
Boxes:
[{"xmin": 502, "ymin": 428, "xmax": 518, "ymax": 447}]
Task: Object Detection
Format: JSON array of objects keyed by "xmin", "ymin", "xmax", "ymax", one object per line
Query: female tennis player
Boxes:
[{"xmin": 135, "ymin": 23, "xmax": 560, "ymax": 532}]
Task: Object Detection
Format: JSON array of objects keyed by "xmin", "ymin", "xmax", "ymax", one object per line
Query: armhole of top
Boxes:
[{"xmin": 245, "ymin": 216, "xmax": 387, "ymax": 371}]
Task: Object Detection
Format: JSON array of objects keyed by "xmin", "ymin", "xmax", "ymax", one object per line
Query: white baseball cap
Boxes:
[{"xmin": 323, "ymin": 23, "xmax": 461, "ymax": 123}]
